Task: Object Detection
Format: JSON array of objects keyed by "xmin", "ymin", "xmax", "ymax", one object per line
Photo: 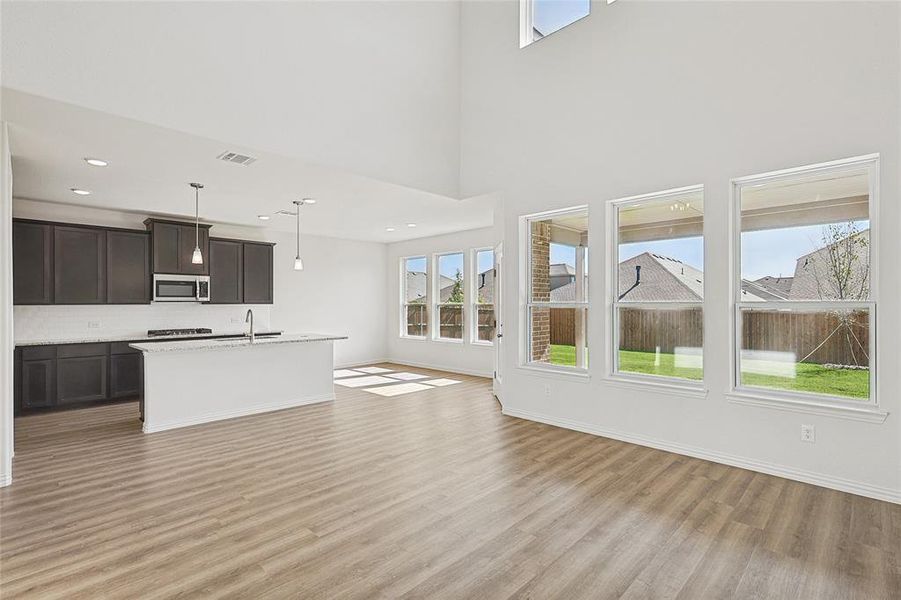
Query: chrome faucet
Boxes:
[{"xmin": 245, "ymin": 309, "xmax": 255, "ymax": 343}]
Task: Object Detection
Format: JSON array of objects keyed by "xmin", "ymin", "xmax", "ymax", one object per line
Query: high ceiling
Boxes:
[{"xmin": 0, "ymin": 0, "xmax": 494, "ymax": 242}]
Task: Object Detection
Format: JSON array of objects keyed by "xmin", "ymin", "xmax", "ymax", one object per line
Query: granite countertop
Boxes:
[
  {"xmin": 129, "ymin": 333, "xmax": 347, "ymax": 353},
  {"xmin": 15, "ymin": 330, "xmax": 284, "ymax": 347}
]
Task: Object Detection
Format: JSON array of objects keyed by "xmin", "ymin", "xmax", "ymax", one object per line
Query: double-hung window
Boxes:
[
  {"xmin": 435, "ymin": 252, "xmax": 465, "ymax": 341},
  {"xmin": 733, "ymin": 155, "xmax": 877, "ymax": 405},
  {"xmin": 610, "ymin": 186, "xmax": 705, "ymax": 384},
  {"xmin": 402, "ymin": 256, "xmax": 428, "ymax": 338},
  {"xmin": 524, "ymin": 207, "xmax": 589, "ymax": 371},
  {"xmin": 473, "ymin": 248, "xmax": 495, "ymax": 343},
  {"xmin": 520, "ymin": 0, "xmax": 591, "ymax": 48}
]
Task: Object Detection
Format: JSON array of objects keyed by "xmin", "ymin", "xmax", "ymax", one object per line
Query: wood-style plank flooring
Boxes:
[{"xmin": 2, "ymin": 363, "xmax": 899, "ymax": 599}]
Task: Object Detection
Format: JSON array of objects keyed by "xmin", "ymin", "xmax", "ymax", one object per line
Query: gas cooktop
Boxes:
[{"xmin": 146, "ymin": 328, "xmax": 213, "ymax": 337}]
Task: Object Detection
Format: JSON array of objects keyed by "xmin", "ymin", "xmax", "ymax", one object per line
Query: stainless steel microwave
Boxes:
[{"xmin": 153, "ymin": 274, "xmax": 210, "ymax": 302}]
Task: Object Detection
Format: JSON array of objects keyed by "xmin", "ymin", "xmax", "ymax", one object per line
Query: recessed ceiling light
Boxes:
[
  {"xmin": 257, "ymin": 215, "xmax": 271, "ymax": 220},
  {"xmin": 70, "ymin": 187, "xmax": 91, "ymax": 195},
  {"xmin": 84, "ymin": 158, "xmax": 108, "ymax": 167},
  {"xmin": 302, "ymin": 198, "xmax": 316, "ymax": 205},
  {"xmin": 406, "ymin": 223, "xmax": 417, "ymax": 228},
  {"xmin": 386, "ymin": 227, "xmax": 396, "ymax": 232}
]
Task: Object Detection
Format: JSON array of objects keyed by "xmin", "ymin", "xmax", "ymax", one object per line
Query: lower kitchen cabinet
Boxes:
[
  {"xmin": 57, "ymin": 355, "xmax": 108, "ymax": 405},
  {"xmin": 21, "ymin": 358, "xmax": 56, "ymax": 410},
  {"xmin": 14, "ymin": 342, "xmax": 144, "ymax": 415},
  {"xmin": 110, "ymin": 353, "xmax": 143, "ymax": 399}
]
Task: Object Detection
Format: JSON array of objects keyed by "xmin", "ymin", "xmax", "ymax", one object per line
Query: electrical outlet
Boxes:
[
  {"xmin": 800, "ymin": 424, "xmax": 815, "ymax": 443},
  {"xmin": 87, "ymin": 320, "xmax": 101, "ymax": 329},
  {"xmin": 543, "ymin": 384, "xmax": 551, "ymax": 397},
  {"xmin": 230, "ymin": 317, "xmax": 242, "ymax": 324}
]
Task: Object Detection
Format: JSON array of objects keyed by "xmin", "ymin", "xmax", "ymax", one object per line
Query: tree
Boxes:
[
  {"xmin": 798, "ymin": 221, "xmax": 870, "ymax": 366},
  {"xmin": 448, "ymin": 269, "xmax": 464, "ymax": 303}
]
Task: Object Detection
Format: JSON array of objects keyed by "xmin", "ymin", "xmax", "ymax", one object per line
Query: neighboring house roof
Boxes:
[
  {"xmin": 551, "ymin": 280, "xmax": 577, "ymax": 302},
  {"xmin": 476, "ymin": 268, "xmax": 495, "ymax": 303},
  {"xmin": 405, "ymin": 271, "xmax": 453, "ymax": 303},
  {"xmin": 752, "ymin": 276, "xmax": 793, "ymax": 300},
  {"xmin": 550, "ymin": 263, "xmax": 575, "ymax": 277},
  {"xmin": 617, "ymin": 252, "xmax": 768, "ymax": 302},
  {"xmin": 618, "ymin": 253, "xmax": 705, "ymax": 302},
  {"xmin": 789, "ymin": 229, "xmax": 870, "ymax": 300}
]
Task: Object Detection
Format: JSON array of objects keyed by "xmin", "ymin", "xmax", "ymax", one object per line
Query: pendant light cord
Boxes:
[
  {"xmin": 195, "ymin": 186, "xmax": 200, "ymax": 248},
  {"xmin": 296, "ymin": 202, "xmax": 301, "ymax": 258}
]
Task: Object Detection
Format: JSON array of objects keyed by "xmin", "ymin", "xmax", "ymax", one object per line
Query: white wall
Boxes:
[
  {"xmin": 387, "ymin": 227, "xmax": 497, "ymax": 377},
  {"xmin": 460, "ymin": 1, "xmax": 901, "ymax": 501},
  {"xmin": 1, "ymin": 123, "xmax": 14, "ymax": 487},
  {"xmin": 12, "ymin": 199, "xmax": 388, "ymax": 367}
]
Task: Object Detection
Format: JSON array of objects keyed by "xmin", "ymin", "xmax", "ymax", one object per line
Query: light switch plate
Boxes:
[{"xmin": 800, "ymin": 424, "xmax": 815, "ymax": 443}]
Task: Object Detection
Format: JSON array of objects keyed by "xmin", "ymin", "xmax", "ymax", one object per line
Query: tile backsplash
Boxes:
[{"xmin": 14, "ymin": 304, "xmax": 273, "ymax": 343}]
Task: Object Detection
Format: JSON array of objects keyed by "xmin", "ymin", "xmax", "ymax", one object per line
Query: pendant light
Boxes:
[
  {"xmin": 293, "ymin": 199, "xmax": 304, "ymax": 271},
  {"xmin": 190, "ymin": 183, "xmax": 204, "ymax": 265}
]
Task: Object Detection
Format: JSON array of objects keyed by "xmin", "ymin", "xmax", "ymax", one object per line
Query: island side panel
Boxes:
[{"xmin": 141, "ymin": 340, "xmax": 335, "ymax": 433}]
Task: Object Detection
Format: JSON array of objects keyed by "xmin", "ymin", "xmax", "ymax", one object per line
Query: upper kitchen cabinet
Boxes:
[
  {"xmin": 54, "ymin": 225, "xmax": 107, "ymax": 304},
  {"xmin": 145, "ymin": 219, "xmax": 211, "ymax": 276},
  {"xmin": 13, "ymin": 220, "xmax": 53, "ymax": 304},
  {"xmin": 243, "ymin": 242, "xmax": 274, "ymax": 304},
  {"xmin": 209, "ymin": 238, "xmax": 243, "ymax": 304},
  {"xmin": 107, "ymin": 230, "xmax": 151, "ymax": 304}
]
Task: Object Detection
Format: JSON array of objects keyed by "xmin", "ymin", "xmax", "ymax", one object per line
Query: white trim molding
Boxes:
[
  {"xmin": 388, "ymin": 359, "xmax": 492, "ymax": 379},
  {"xmin": 502, "ymin": 406, "xmax": 900, "ymax": 504}
]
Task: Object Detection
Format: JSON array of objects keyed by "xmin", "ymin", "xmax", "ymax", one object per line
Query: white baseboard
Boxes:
[
  {"xmin": 386, "ymin": 358, "xmax": 492, "ymax": 379},
  {"xmin": 502, "ymin": 406, "xmax": 901, "ymax": 505},
  {"xmin": 335, "ymin": 357, "xmax": 390, "ymax": 370},
  {"xmin": 143, "ymin": 393, "xmax": 335, "ymax": 433},
  {"xmin": 0, "ymin": 472, "xmax": 10, "ymax": 487}
]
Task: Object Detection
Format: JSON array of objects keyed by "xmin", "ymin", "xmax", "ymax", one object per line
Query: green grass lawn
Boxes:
[{"xmin": 549, "ymin": 345, "xmax": 869, "ymax": 399}]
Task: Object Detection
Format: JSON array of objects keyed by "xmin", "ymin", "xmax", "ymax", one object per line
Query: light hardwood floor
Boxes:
[{"xmin": 1, "ymin": 363, "xmax": 899, "ymax": 599}]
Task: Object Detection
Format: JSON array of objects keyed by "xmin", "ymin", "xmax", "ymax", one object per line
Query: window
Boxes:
[
  {"xmin": 435, "ymin": 252, "xmax": 465, "ymax": 341},
  {"xmin": 734, "ymin": 155, "xmax": 877, "ymax": 404},
  {"xmin": 520, "ymin": 0, "xmax": 590, "ymax": 48},
  {"xmin": 473, "ymin": 248, "xmax": 495, "ymax": 343},
  {"xmin": 402, "ymin": 256, "xmax": 428, "ymax": 337},
  {"xmin": 611, "ymin": 186, "xmax": 704, "ymax": 384},
  {"xmin": 524, "ymin": 207, "xmax": 588, "ymax": 371}
]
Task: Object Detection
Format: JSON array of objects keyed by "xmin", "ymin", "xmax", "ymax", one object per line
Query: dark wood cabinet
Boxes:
[
  {"xmin": 146, "ymin": 219, "xmax": 211, "ymax": 276},
  {"xmin": 209, "ymin": 239, "xmax": 244, "ymax": 304},
  {"xmin": 14, "ymin": 342, "xmax": 145, "ymax": 414},
  {"xmin": 21, "ymin": 358, "xmax": 56, "ymax": 410},
  {"xmin": 150, "ymin": 221, "xmax": 181, "ymax": 274},
  {"xmin": 57, "ymin": 355, "xmax": 108, "ymax": 405},
  {"xmin": 13, "ymin": 221, "xmax": 53, "ymax": 304},
  {"xmin": 110, "ymin": 353, "xmax": 143, "ymax": 399},
  {"xmin": 54, "ymin": 226, "xmax": 107, "ymax": 304},
  {"xmin": 107, "ymin": 231, "xmax": 151, "ymax": 303},
  {"xmin": 243, "ymin": 242, "xmax": 274, "ymax": 304}
]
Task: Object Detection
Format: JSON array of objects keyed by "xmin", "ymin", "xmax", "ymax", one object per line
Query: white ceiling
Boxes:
[
  {"xmin": 0, "ymin": 0, "xmax": 463, "ymax": 198},
  {"xmin": 3, "ymin": 89, "xmax": 493, "ymax": 242}
]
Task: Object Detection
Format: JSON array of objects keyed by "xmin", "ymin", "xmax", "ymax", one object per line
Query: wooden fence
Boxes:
[{"xmin": 549, "ymin": 306, "xmax": 869, "ymax": 366}]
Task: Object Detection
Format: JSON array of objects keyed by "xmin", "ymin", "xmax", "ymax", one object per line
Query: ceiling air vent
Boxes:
[{"xmin": 216, "ymin": 151, "xmax": 257, "ymax": 166}]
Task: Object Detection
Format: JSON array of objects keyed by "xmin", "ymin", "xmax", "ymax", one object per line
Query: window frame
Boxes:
[
  {"xmin": 471, "ymin": 247, "xmax": 495, "ymax": 346},
  {"xmin": 432, "ymin": 251, "xmax": 466, "ymax": 343},
  {"xmin": 520, "ymin": 205, "xmax": 590, "ymax": 375},
  {"xmin": 607, "ymin": 185, "xmax": 706, "ymax": 389},
  {"xmin": 730, "ymin": 154, "xmax": 879, "ymax": 411},
  {"xmin": 519, "ymin": 0, "xmax": 592, "ymax": 49},
  {"xmin": 400, "ymin": 255, "xmax": 429, "ymax": 340}
]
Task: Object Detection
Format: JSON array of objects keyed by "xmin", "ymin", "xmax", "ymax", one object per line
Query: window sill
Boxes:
[
  {"xmin": 432, "ymin": 337, "xmax": 464, "ymax": 344},
  {"xmin": 517, "ymin": 364, "xmax": 590, "ymax": 382},
  {"xmin": 601, "ymin": 376, "xmax": 708, "ymax": 400},
  {"xmin": 399, "ymin": 335, "xmax": 428, "ymax": 341},
  {"xmin": 471, "ymin": 340, "xmax": 495, "ymax": 348},
  {"xmin": 726, "ymin": 391, "xmax": 889, "ymax": 423}
]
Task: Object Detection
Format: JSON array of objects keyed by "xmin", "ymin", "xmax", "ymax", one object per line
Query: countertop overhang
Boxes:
[{"xmin": 130, "ymin": 333, "xmax": 347, "ymax": 353}]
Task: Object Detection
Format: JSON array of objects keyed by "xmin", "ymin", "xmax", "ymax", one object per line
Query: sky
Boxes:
[{"xmin": 533, "ymin": 0, "xmax": 590, "ymax": 37}]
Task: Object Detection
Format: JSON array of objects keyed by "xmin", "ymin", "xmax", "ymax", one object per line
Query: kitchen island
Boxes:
[{"xmin": 130, "ymin": 333, "xmax": 346, "ymax": 433}]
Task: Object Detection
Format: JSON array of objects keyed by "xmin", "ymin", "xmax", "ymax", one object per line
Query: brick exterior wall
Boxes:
[{"xmin": 530, "ymin": 221, "xmax": 551, "ymax": 362}]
